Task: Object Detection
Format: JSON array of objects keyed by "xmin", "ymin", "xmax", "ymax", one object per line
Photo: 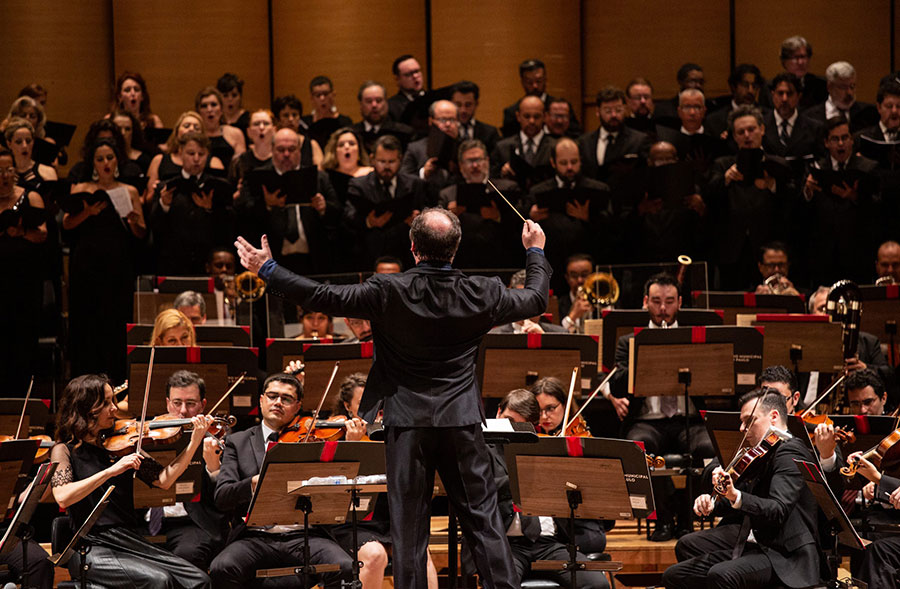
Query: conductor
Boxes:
[{"xmin": 235, "ymin": 208, "xmax": 549, "ymax": 588}]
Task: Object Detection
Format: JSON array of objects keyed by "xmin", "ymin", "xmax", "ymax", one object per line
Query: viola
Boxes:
[
  {"xmin": 101, "ymin": 413, "xmax": 236, "ymax": 457},
  {"xmin": 0, "ymin": 435, "xmax": 54, "ymax": 462},
  {"xmin": 714, "ymin": 429, "xmax": 788, "ymax": 495},
  {"xmin": 277, "ymin": 415, "xmax": 380, "ymax": 443},
  {"xmin": 841, "ymin": 427, "xmax": 900, "ymax": 478}
]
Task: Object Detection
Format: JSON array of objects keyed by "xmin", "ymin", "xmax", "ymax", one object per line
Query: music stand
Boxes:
[
  {"xmin": 505, "ymin": 437, "xmax": 649, "ymax": 587},
  {"xmin": 795, "ymin": 459, "xmax": 868, "ymax": 588},
  {"xmin": 693, "ymin": 291, "xmax": 807, "ymax": 325},
  {"xmin": 0, "ymin": 439, "xmax": 40, "ymax": 504},
  {"xmin": 737, "ymin": 314, "xmax": 843, "ymax": 375},
  {"xmin": 0, "ymin": 400, "xmax": 50, "ymax": 439},
  {"xmin": 700, "ymin": 410, "xmax": 744, "ymax": 468},
  {"xmin": 49, "ymin": 486, "xmax": 115, "ymax": 589},
  {"xmin": 859, "ymin": 285, "xmax": 900, "ymax": 363},
  {"xmin": 247, "ymin": 441, "xmax": 385, "ymax": 588}
]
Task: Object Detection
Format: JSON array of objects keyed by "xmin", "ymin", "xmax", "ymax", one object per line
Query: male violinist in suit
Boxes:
[
  {"xmin": 236, "ymin": 208, "xmax": 550, "ymax": 588},
  {"xmin": 662, "ymin": 389, "xmax": 821, "ymax": 589}
]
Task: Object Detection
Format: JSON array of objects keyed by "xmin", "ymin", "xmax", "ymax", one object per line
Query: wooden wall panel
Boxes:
[
  {"xmin": 271, "ymin": 0, "xmax": 426, "ymax": 125},
  {"xmin": 735, "ymin": 0, "xmax": 891, "ymax": 104},
  {"xmin": 0, "ymin": 0, "xmax": 113, "ymax": 175},
  {"xmin": 582, "ymin": 0, "xmax": 731, "ymax": 126},
  {"xmin": 430, "ymin": 0, "xmax": 582, "ymax": 129},
  {"xmin": 113, "ymin": 1, "xmax": 271, "ymax": 129}
]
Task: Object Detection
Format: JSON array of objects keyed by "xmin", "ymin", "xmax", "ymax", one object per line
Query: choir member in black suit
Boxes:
[
  {"xmin": 388, "ymin": 54, "xmax": 425, "ymax": 124},
  {"xmin": 543, "ymin": 97, "xmax": 580, "ymax": 139},
  {"xmin": 705, "ymin": 106, "xmax": 794, "ymax": 290},
  {"xmin": 209, "ymin": 373, "xmax": 353, "ymax": 588},
  {"xmin": 855, "ymin": 79, "xmax": 900, "ymax": 239},
  {"xmin": 578, "ymin": 86, "xmax": 651, "ymax": 184},
  {"xmin": 439, "ymin": 139, "xmax": 521, "ymax": 269},
  {"xmin": 236, "ymin": 208, "xmax": 550, "ymax": 589},
  {"xmin": 802, "ymin": 117, "xmax": 880, "ymax": 286},
  {"xmin": 655, "ymin": 89, "xmax": 727, "ymax": 188},
  {"xmin": 400, "ymin": 99, "xmax": 460, "ymax": 195},
  {"xmin": 653, "ymin": 63, "xmax": 709, "ymax": 127},
  {"xmin": 352, "ymin": 81, "xmax": 414, "ymax": 156},
  {"xmin": 804, "ymin": 61, "xmax": 880, "ymax": 132},
  {"xmin": 527, "ymin": 137, "xmax": 612, "ymax": 291},
  {"xmin": 762, "ymin": 73, "xmax": 823, "ymax": 175},
  {"xmin": 345, "ymin": 134, "xmax": 427, "ymax": 269},
  {"xmin": 776, "ymin": 35, "xmax": 828, "ymax": 111},
  {"xmin": 706, "ymin": 64, "xmax": 767, "ymax": 144},
  {"xmin": 501, "ymin": 59, "xmax": 581, "ymax": 138},
  {"xmin": 492, "ymin": 96, "xmax": 555, "ymax": 190},
  {"xmin": 876, "ymin": 240, "xmax": 900, "ymax": 284},
  {"xmin": 663, "ymin": 390, "xmax": 822, "ymax": 589},
  {"xmin": 302, "ymin": 75, "xmax": 354, "ymax": 149},
  {"xmin": 624, "ymin": 77, "xmax": 658, "ymax": 137},
  {"xmin": 452, "ymin": 80, "xmax": 500, "ymax": 153}
]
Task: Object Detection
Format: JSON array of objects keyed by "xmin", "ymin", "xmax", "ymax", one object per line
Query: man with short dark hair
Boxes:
[
  {"xmin": 654, "ymin": 63, "xmax": 709, "ymax": 124},
  {"xmin": 374, "ymin": 255, "xmax": 403, "ymax": 274},
  {"xmin": 210, "ymin": 373, "xmax": 354, "ymax": 587},
  {"xmin": 557, "ymin": 253, "xmax": 594, "ymax": 333},
  {"xmin": 543, "ymin": 97, "xmax": 578, "ymax": 139},
  {"xmin": 352, "ymin": 81, "xmax": 414, "ymax": 154},
  {"xmin": 855, "ymin": 80, "xmax": 900, "ymax": 237},
  {"xmin": 757, "ymin": 365, "xmax": 801, "ymax": 413},
  {"xmin": 452, "ymin": 80, "xmax": 500, "ymax": 152},
  {"xmin": 624, "ymin": 77, "xmax": 657, "ymax": 135},
  {"xmin": 388, "ymin": 54, "xmax": 425, "ymax": 123},
  {"xmin": 492, "ymin": 96, "xmax": 555, "ymax": 189},
  {"xmin": 762, "ymin": 72, "xmax": 823, "ymax": 167},
  {"xmin": 753, "ymin": 242, "xmax": 800, "ymax": 296},
  {"xmin": 236, "ymin": 208, "xmax": 549, "ymax": 588},
  {"xmin": 706, "ymin": 64, "xmax": 767, "ymax": 143},
  {"xmin": 501, "ymin": 59, "xmax": 580, "ymax": 138},
  {"xmin": 847, "ymin": 369, "xmax": 888, "ymax": 415},
  {"xmin": 578, "ymin": 86, "xmax": 651, "ymax": 183},
  {"xmin": 876, "ymin": 240, "xmax": 900, "ymax": 284},
  {"xmin": 346, "ymin": 134, "xmax": 427, "ymax": 269}
]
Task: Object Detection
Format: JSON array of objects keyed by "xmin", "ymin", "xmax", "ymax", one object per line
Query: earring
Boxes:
[
  {"xmin": 114, "ymin": 166, "xmax": 119, "ymax": 179},
  {"xmin": 92, "ymin": 168, "xmax": 99, "ymax": 181}
]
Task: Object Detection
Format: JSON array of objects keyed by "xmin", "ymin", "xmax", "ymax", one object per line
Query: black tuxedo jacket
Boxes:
[
  {"xmin": 577, "ymin": 126, "xmax": 651, "ymax": 183},
  {"xmin": 795, "ymin": 73, "xmax": 829, "ymax": 111},
  {"xmin": 351, "ymin": 120, "xmax": 415, "ymax": 155},
  {"xmin": 502, "ymin": 95, "xmax": 581, "ymax": 138},
  {"xmin": 213, "ymin": 424, "xmax": 267, "ymax": 537},
  {"xmin": 710, "ymin": 436, "xmax": 820, "ymax": 588},
  {"xmin": 185, "ymin": 467, "xmax": 229, "ymax": 546},
  {"xmin": 706, "ymin": 104, "xmax": 773, "ymax": 154},
  {"xmin": 388, "ymin": 91, "xmax": 413, "ymax": 123},
  {"xmin": 467, "ymin": 120, "xmax": 501, "ymax": 153},
  {"xmin": 400, "ymin": 136, "xmax": 458, "ymax": 194},
  {"xmin": 265, "ymin": 250, "xmax": 551, "ymax": 426},
  {"xmin": 761, "ymin": 112, "xmax": 823, "ymax": 164},
  {"xmin": 490, "ymin": 133, "xmax": 555, "ymax": 186},
  {"xmin": 804, "ymin": 101, "xmax": 879, "ymax": 134}
]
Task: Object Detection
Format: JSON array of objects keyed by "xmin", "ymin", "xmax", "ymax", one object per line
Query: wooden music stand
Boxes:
[
  {"xmin": 693, "ymin": 291, "xmax": 807, "ymax": 325},
  {"xmin": 0, "ymin": 462, "xmax": 55, "ymax": 589},
  {"xmin": 737, "ymin": 314, "xmax": 843, "ymax": 374},
  {"xmin": 588, "ymin": 309, "xmax": 724, "ymax": 373},
  {"xmin": 476, "ymin": 334, "xmax": 597, "ymax": 398},
  {"xmin": 49, "ymin": 485, "xmax": 115, "ymax": 589},
  {"xmin": 860, "ymin": 285, "xmax": 900, "ymax": 360},
  {"xmin": 133, "ymin": 438, "xmax": 204, "ymax": 508},
  {"xmin": 700, "ymin": 410, "xmax": 744, "ymax": 468},
  {"xmin": 126, "ymin": 346, "xmax": 259, "ymax": 416},
  {"xmin": 505, "ymin": 438, "xmax": 648, "ymax": 587},
  {"xmin": 0, "ymin": 399, "xmax": 50, "ymax": 439},
  {"xmin": 0, "ymin": 439, "xmax": 40, "ymax": 508},
  {"xmin": 247, "ymin": 441, "xmax": 385, "ymax": 587}
]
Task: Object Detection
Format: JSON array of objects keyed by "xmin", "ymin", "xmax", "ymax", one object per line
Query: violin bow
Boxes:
[
  {"xmin": 486, "ymin": 179, "xmax": 527, "ymax": 223},
  {"xmin": 13, "ymin": 377, "xmax": 34, "ymax": 440},
  {"xmin": 562, "ymin": 367, "xmax": 618, "ymax": 433},
  {"xmin": 558, "ymin": 367, "xmax": 579, "ymax": 437},
  {"xmin": 207, "ymin": 372, "xmax": 246, "ymax": 416},
  {"xmin": 800, "ymin": 373, "xmax": 846, "ymax": 418},
  {"xmin": 133, "ymin": 346, "xmax": 155, "ymax": 467},
  {"xmin": 302, "ymin": 361, "xmax": 340, "ymax": 443}
]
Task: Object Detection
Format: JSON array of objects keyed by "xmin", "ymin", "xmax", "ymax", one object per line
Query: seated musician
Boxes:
[
  {"xmin": 663, "ymin": 389, "xmax": 821, "ymax": 589},
  {"xmin": 294, "ymin": 308, "xmax": 339, "ymax": 341},
  {"xmin": 143, "ymin": 370, "xmax": 229, "ymax": 570},
  {"xmin": 603, "ymin": 272, "xmax": 716, "ymax": 541},
  {"xmin": 530, "ymin": 377, "xmax": 608, "ymax": 554},
  {"xmin": 50, "ymin": 374, "xmax": 212, "ymax": 588},
  {"xmin": 807, "ymin": 285, "xmax": 897, "ymax": 408},
  {"xmin": 489, "ymin": 269, "xmax": 567, "ymax": 334},
  {"xmin": 151, "ymin": 308, "xmax": 197, "ymax": 347},
  {"xmin": 758, "ymin": 365, "xmax": 801, "ymax": 413},
  {"xmin": 848, "ymin": 368, "xmax": 889, "ymax": 416},
  {"xmin": 210, "ymin": 373, "xmax": 353, "ymax": 587},
  {"xmin": 342, "ymin": 316, "xmax": 373, "ymax": 343},
  {"xmin": 492, "ymin": 389, "xmax": 610, "ymax": 589},
  {"xmin": 558, "ymin": 253, "xmax": 595, "ymax": 334},
  {"xmin": 753, "ymin": 241, "xmax": 801, "ymax": 296},
  {"xmin": 174, "ymin": 290, "xmax": 207, "ymax": 326}
]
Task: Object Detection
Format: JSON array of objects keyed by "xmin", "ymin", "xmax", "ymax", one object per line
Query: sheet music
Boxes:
[{"xmin": 106, "ymin": 186, "xmax": 133, "ymax": 218}]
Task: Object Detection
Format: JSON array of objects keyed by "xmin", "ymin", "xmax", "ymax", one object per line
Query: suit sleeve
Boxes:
[
  {"xmin": 266, "ymin": 266, "xmax": 388, "ymax": 320},
  {"xmin": 737, "ymin": 441, "xmax": 807, "ymax": 526},
  {"xmin": 493, "ymin": 250, "xmax": 550, "ymax": 325},
  {"xmin": 213, "ymin": 434, "xmax": 253, "ymax": 515}
]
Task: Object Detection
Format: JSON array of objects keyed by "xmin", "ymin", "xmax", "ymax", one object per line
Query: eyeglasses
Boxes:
[
  {"xmin": 599, "ymin": 106, "xmax": 625, "ymax": 116},
  {"xmin": 827, "ymin": 134, "xmax": 852, "ymax": 144},
  {"xmin": 849, "ymin": 397, "xmax": 880, "ymax": 409},
  {"xmin": 787, "ymin": 54, "xmax": 810, "ymax": 62},
  {"xmin": 433, "ymin": 117, "xmax": 458, "ymax": 125},
  {"xmin": 679, "ymin": 104, "xmax": 703, "ymax": 112},
  {"xmin": 400, "ymin": 69, "xmax": 422, "ymax": 78},
  {"xmin": 264, "ymin": 391, "xmax": 298, "ymax": 405},
  {"xmin": 461, "ymin": 157, "xmax": 486, "ymax": 165},
  {"xmin": 540, "ymin": 403, "xmax": 560, "ymax": 416}
]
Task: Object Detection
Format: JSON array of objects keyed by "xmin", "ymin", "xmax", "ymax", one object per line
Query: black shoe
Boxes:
[
  {"xmin": 650, "ymin": 521, "xmax": 675, "ymax": 542},
  {"xmin": 675, "ymin": 525, "xmax": 692, "ymax": 539}
]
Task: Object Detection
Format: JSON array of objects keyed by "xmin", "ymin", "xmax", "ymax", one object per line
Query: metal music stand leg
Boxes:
[
  {"xmin": 298, "ymin": 496, "xmax": 312, "ymax": 589},
  {"xmin": 565, "ymin": 487, "xmax": 583, "ymax": 589},
  {"xmin": 77, "ymin": 541, "xmax": 91, "ymax": 589},
  {"xmin": 342, "ymin": 488, "xmax": 363, "ymax": 589},
  {"xmin": 447, "ymin": 502, "xmax": 458, "ymax": 589},
  {"xmin": 679, "ymin": 368, "xmax": 694, "ymax": 532},
  {"xmin": 16, "ymin": 522, "xmax": 33, "ymax": 589}
]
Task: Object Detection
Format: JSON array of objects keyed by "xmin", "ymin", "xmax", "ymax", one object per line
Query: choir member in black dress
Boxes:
[
  {"xmin": 150, "ymin": 131, "xmax": 235, "ymax": 275},
  {"xmin": 0, "ymin": 147, "xmax": 47, "ymax": 392},
  {"xmin": 112, "ymin": 109, "xmax": 154, "ymax": 176},
  {"xmin": 321, "ymin": 127, "xmax": 373, "ymax": 270},
  {"xmin": 50, "ymin": 374, "xmax": 212, "ymax": 588},
  {"xmin": 195, "ymin": 86, "xmax": 245, "ymax": 165},
  {"xmin": 217, "ymin": 72, "xmax": 250, "ymax": 141},
  {"xmin": 4, "ymin": 118, "xmax": 57, "ymax": 190},
  {"xmin": 146, "ymin": 111, "xmax": 225, "ymax": 197},
  {"xmin": 303, "ymin": 76, "xmax": 354, "ymax": 150},
  {"xmin": 5, "ymin": 96, "xmax": 51, "ymax": 144},
  {"xmin": 66, "ymin": 119, "xmax": 144, "ymax": 191},
  {"xmin": 64, "ymin": 138, "xmax": 145, "ymax": 382},
  {"xmin": 112, "ymin": 71, "xmax": 163, "ymax": 130},
  {"xmin": 230, "ymin": 109, "xmax": 274, "ymax": 189}
]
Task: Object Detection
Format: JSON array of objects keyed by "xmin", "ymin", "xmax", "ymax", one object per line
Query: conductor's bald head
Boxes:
[{"xmin": 409, "ymin": 208, "xmax": 462, "ymax": 264}]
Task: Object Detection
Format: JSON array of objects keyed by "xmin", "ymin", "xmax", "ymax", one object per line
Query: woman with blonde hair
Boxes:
[
  {"xmin": 150, "ymin": 308, "xmax": 196, "ymax": 347},
  {"xmin": 145, "ymin": 111, "xmax": 224, "ymax": 200}
]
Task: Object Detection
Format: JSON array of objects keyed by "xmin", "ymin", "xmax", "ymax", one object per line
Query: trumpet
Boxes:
[
  {"xmin": 578, "ymin": 272, "xmax": 620, "ymax": 306},
  {"xmin": 223, "ymin": 272, "xmax": 266, "ymax": 319},
  {"xmin": 764, "ymin": 272, "xmax": 788, "ymax": 294}
]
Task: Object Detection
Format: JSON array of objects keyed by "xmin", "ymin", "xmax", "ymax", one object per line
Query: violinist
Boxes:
[
  {"xmin": 663, "ymin": 390, "xmax": 821, "ymax": 589},
  {"xmin": 209, "ymin": 373, "xmax": 353, "ymax": 587},
  {"xmin": 49, "ymin": 374, "xmax": 212, "ymax": 588},
  {"xmin": 603, "ymin": 272, "xmax": 716, "ymax": 541},
  {"xmin": 492, "ymin": 389, "xmax": 610, "ymax": 588},
  {"xmin": 143, "ymin": 370, "xmax": 229, "ymax": 570},
  {"xmin": 758, "ymin": 365, "xmax": 801, "ymax": 414},
  {"xmin": 531, "ymin": 376, "xmax": 590, "ymax": 436},
  {"xmin": 847, "ymin": 368, "xmax": 888, "ymax": 416}
]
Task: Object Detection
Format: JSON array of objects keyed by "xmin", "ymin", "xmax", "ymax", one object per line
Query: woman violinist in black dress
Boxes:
[
  {"xmin": 64, "ymin": 138, "xmax": 145, "ymax": 382},
  {"xmin": 50, "ymin": 374, "xmax": 212, "ymax": 588},
  {"xmin": 0, "ymin": 147, "xmax": 47, "ymax": 392}
]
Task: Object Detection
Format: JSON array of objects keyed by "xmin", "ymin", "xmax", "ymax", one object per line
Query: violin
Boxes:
[
  {"xmin": 714, "ymin": 428, "xmax": 788, "ymax": 495},
  {"xmin": 841, "ymin": 427, "xmax": 900, "ymax": 478},
  {"xmin": 101, "ymin": 413, "xmax": 236, "ymax": 456},
  {"xmin": 801, "ymin": 414, "xmax": 856, "ymax": 445},
  {"xmin": 277, "ymin": 415, "xmax": 381, "ymax": 443}
]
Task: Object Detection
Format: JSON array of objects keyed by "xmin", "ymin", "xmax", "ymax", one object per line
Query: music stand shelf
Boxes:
[
  {"xmin": 692, "ymin": 291, "xmax": 807, "ymax": 325},
  {"xmin": 736, "ymin": 313, "xmax": 843, "ymax": 373}
]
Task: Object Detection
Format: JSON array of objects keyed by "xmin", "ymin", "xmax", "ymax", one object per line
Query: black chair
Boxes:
[
  {"xmin": 51, "ymin": 516, "xmax": 80, "ymax": 588},
  {"xmin": 521, "ymin": 552, "xmax": 616, "ymax": 588}
]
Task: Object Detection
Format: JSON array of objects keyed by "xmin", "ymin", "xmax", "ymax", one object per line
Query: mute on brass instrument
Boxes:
[
  {"xmin": 764, "ymin": 272, "xmax": 788, "ymax": 294},
  {"xmin": 876, "ymin": 275, "xmax": 898, "ymax": 286}
]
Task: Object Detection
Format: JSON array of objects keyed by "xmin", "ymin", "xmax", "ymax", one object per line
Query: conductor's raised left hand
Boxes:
[{"xmin": 235, "ymin": 235, "xmax": 274, "ymax": 275}]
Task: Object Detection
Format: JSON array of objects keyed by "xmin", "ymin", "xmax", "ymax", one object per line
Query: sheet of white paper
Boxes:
[
  {"xmin": 107, "ymin": 186, "xmax": 133, "ymax": 218},
  {"xmin": 482, "ymin": 418, "xmax": 515, "ymax": 432}
]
